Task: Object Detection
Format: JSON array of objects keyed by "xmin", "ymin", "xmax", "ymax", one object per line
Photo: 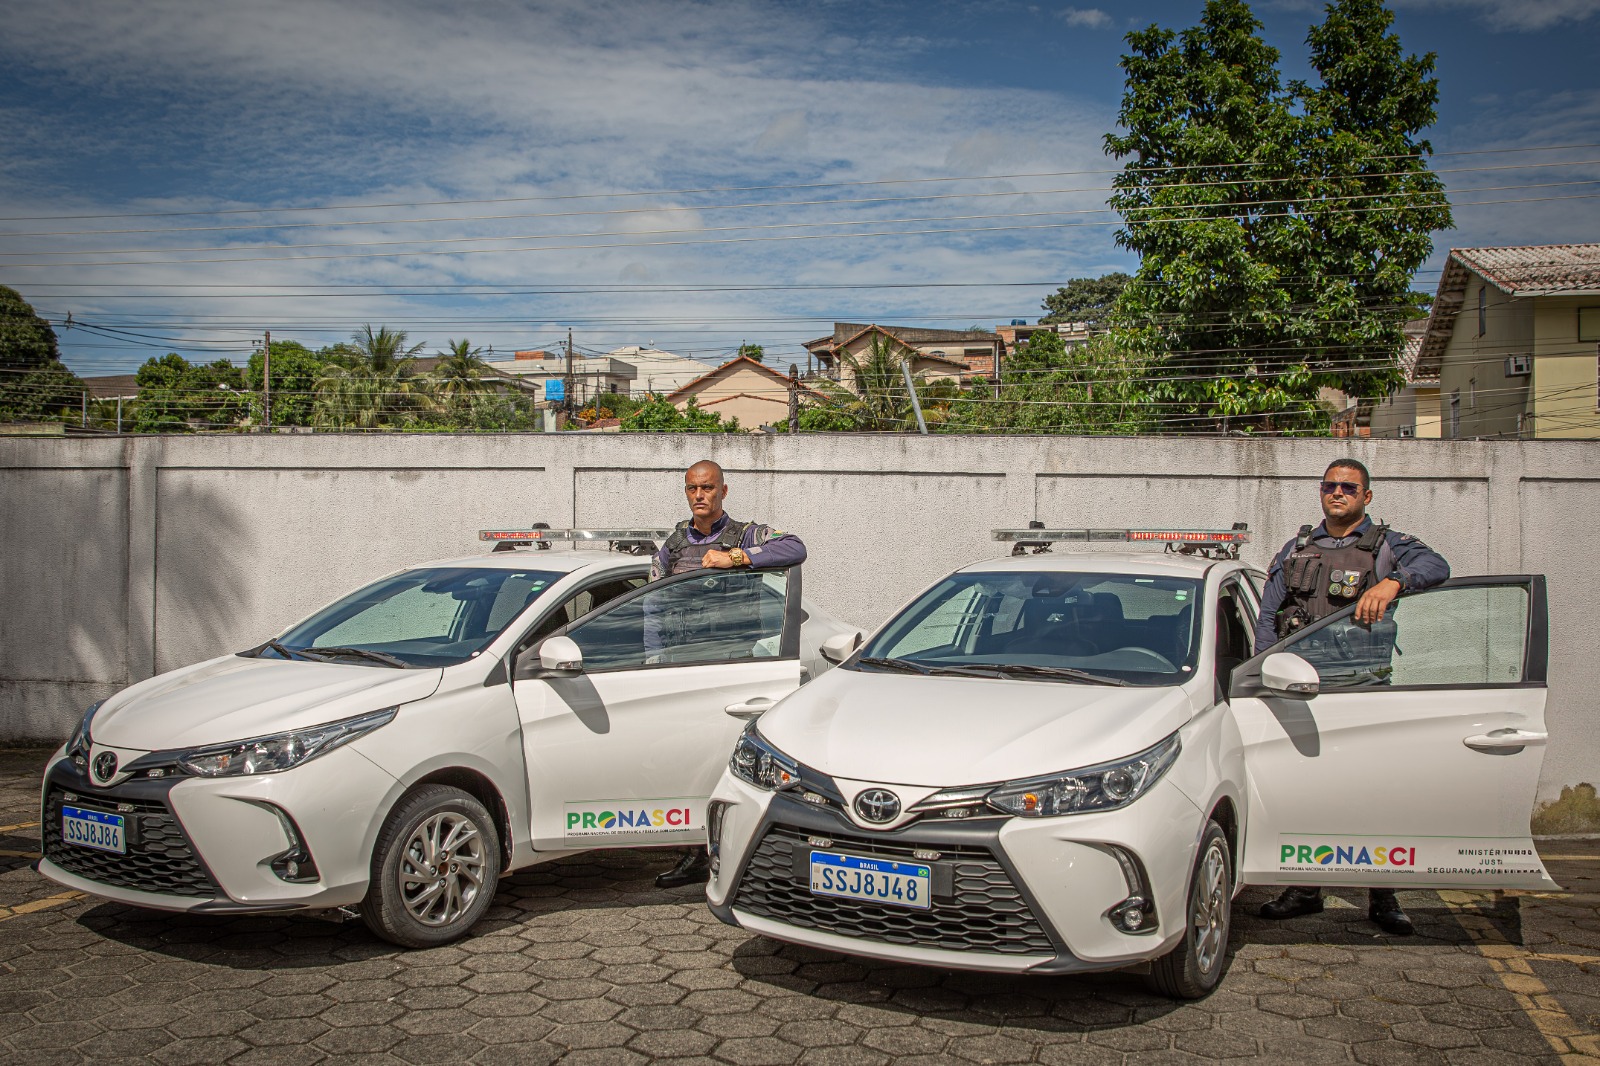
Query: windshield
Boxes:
[
  {"xmin": 267, "ymin": 568, "xmax": 561, "ymax": 668},
  {"xmin": 853, "ymin": 571, "xmax": 1201, "ymax": 686}
]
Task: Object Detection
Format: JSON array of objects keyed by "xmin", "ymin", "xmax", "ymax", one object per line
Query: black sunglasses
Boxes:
[{"xmin": 1320, "ymin": 480, "xmax": 1363, "ymax": 496}]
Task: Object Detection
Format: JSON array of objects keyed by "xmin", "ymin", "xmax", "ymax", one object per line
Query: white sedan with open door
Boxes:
[
  {"xmin": 41, "ymin": 527, "xmax": 852, "ymax": 949},
  {"xmin": 706, "ymin": 528, "xmax": 1556, "ymax": 999}
]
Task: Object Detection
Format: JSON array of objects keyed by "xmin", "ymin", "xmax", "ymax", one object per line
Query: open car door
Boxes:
[
  {"xmin": 1230, "ymin": 576, "xmax": 1558, "ymax": 892},
  {"xmin": 512, "ymin": 566, "xmax": 803, "ymax": 852}
]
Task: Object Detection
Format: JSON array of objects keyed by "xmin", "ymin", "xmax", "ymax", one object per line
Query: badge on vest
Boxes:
[{"xmin": 1328, "ymin": 569, "xmax": 1362, "ymax": 599}]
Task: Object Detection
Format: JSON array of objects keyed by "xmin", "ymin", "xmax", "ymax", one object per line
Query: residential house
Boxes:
[
  {"xmin": 483, "ymin": 350, "xmax": 638, "ymax": 407},
  {"xmin": 666, "ymin": 356, "xmax": 824, "ymax": 429},
  {"xmin": 994, "ymin": 321, "xmax": 1096, "ymax": 364},
  {"xmin": 603, "ymin": 346, "xmax": 717, "ymax": 395},
  {"xmin": 804, "ymin": 323, "xmax": 1000, "ymax": 381},
  {"xmin": 1367, "ymin": 321, "xmax": 1440, "ymax": 439},
  {"xmin": 1413, "ymin": 244, "xmax": 1600, "ymax": 439}
]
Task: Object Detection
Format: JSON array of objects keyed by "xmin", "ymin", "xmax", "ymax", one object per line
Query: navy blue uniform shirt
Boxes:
[
  {"xmin": 649, "ymin": 514, "xmax": 807, "ymax": 581},
  {"xmin": 1253, "ymin": 517, "xmax": 1449, "ymax": 652}
]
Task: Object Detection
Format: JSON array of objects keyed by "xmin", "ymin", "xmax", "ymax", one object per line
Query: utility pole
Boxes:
[
  {"xmin": 788, "ymin": 364, "xmax": 800, "ymax": 434},
  {"xmin": 565, "ymin": 328, "xmax": 575, "ymax": 420},
  {"xmin": 81, "ymin": 389, "xmax": 88, "ymax": 429},
  {"xmin": 900, "ymin": 358, "xmax": 928, "ymax": 435},
  {"xmin": 263, "ymin": 329, "xmax": 272, "ymax": 430}
]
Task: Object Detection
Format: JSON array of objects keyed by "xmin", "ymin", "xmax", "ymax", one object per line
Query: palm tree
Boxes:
[
  {"xmin": 312, "ymin": 325, "xmax": 435, "ymax": 429},
  {"xmin": 432, "ymin": 339, "xmax": 492, "ymax": 402},
  {"xmin": 349, "ymin": 324, "xmax": 426, "ymax": 376},
  {"xmin": 835, "ymin": 332, "xmax": 919, "ymax": 431}
]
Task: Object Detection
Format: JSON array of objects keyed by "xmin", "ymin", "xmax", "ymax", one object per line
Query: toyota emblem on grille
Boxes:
[
  {"xmin": 854, "ymin": 789, "xmax": 901, "ymax": 824},
  {"xmin": 93, "ymin": 752, "xmax": 118, "ymax": 782}
]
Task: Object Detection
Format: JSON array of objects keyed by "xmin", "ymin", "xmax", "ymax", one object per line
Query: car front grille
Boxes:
[
  {"xmin": 732, "ymin": 823, "xmax": 1055, "ymax": 956},
  {"xmin": 44, "ymin": 788, "xmax": 219, "ymax": 898}
]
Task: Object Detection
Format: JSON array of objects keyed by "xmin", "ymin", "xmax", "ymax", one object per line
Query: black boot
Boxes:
[
  {"xmin": 1368, "ymin": 888, "xmax": 1414, "ymax": 936},
  {"xmin": 655, "ymin": 847, "xmax": 711, "ymax": 889},
  {"xmin": 1259, "ymin": 886, "xmax": 1324, "ymax": 919}
]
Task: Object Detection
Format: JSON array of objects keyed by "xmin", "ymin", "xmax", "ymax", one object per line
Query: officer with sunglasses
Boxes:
[{"xmin": 1253, "ymin": 458, "xmax": 1449, "ymax": 935}]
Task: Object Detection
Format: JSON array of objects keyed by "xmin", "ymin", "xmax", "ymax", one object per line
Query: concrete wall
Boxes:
[{"xmin": 4, "ymin": 434, "xmax": 1599, "ymax": 812}]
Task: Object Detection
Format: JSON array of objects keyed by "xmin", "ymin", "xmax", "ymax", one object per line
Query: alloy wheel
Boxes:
[{"xmin": 398, "ymin": 811, "xmax": 487, "ymax": 926}]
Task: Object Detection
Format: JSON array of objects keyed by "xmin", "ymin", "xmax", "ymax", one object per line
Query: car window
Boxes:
[
  {"xmin": 279, "ymin": 568, "xmax": 561, "ymax": 667},
  {"xmin": 564, "ymin": 569, "xmax": 790, "ymax": 671},
  {"xmin": 524, "ymin": 575, "xmax": 648, "ymax": 647},
  {"xmin": 1285, "ymin": 584, "xmax": 1529, "ymax": 689},
  {"xmin": 856, "ymin": 571, "xmax": 1201, "ymax": 686}
]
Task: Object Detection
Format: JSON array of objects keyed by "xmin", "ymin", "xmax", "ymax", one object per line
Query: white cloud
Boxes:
[
  {"xmin": 1059, "ymin": 6, "xmax": 1114, "ymax": 29},
  {"xmin": 0, "ymin": 0, "xmax": 1127, "ymax": 373},
  {"xmin": 1393, "ymin": 0, "xmax": 1600, "ymax": 31}
]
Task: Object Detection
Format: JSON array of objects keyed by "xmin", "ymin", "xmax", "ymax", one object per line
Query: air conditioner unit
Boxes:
[
  {"xmin": 1505, "ymin": 355, "xmax": 1532, "ymax": 377},
  {"xmin": 1398, "ymin": 425, "xmax": 1416, "ymax": 438}
]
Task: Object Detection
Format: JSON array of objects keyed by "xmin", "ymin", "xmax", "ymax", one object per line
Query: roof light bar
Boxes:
[
  {"xmin": 479, "ymin": 527, "xmax": 675, "ymax": 543},
  {"xmin": 991, "ymin": 528, "xmax": 1251, "ymax": 545}
]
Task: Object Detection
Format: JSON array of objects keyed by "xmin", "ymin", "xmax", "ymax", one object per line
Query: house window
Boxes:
[
  {"xmin": 1478, "ymin": 287, "xmax": 1487, "ymax": 337},
  {"xmin": 1580, "ymin": 307, "xmax": 1600, "ymax": 342},
  {"xmin": 1450, "ymin": 389, "xmax": 1461, "ymax": 437}
]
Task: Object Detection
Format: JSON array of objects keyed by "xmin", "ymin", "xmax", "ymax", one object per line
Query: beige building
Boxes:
[
  {"xmin": 1413, "ymin": 244, "xmax": 1600, "ymax": 439},
  {"xmin": 1366, "ymin": 322, "xmax": 1440, "ymax": 439},
  {"xmin": 804, "ymin": 323, "xmax": 998, "ymax": 381},
  {"xmin": 666, "ymin": 356, "xmax": 824, "ymax": 430}
]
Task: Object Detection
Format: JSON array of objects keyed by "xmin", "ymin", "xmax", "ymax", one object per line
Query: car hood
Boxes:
[
  {"xmin": 91, "ymin": 654, "xmax": 444, "ymax": 752},
  {"xmin": 758, "ymin": 667, "xmax": 1194, "ymax": 787}
]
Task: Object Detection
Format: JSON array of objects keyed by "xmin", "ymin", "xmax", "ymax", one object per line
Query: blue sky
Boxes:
[{"xmin": 1, "ymin": 0, "xmax": 1597, "ymax": 376}]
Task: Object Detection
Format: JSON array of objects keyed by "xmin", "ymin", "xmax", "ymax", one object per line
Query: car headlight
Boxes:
[
  {"xmin": 65, "ymin": 701, "xmax": 102, "ymax": 766},
  {"xmin": 177, "ymin": 708, "xmax": 397, "ymax": 778},
  {"xmin": 986, "ymin": 732, "xmax": 1181, "ymax": 817},
  {"xmin": 729, "ymin": 723, "xmax": 800, "ymax": 791}
]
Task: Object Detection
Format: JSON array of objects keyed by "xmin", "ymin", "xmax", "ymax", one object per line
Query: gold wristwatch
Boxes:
[{"xmin": 730, "ymin": 547, "xmax": 749, "ymax": 567}]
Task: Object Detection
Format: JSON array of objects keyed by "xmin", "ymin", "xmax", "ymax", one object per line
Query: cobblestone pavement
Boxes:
[{"xmin": 3, "ymin": 748, "xmax": 1598, "ymax": 1065}]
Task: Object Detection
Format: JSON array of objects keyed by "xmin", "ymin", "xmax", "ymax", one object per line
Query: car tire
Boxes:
[
  {"xmin": 360, "ymin": 784, "xmax": 502, "ymax": 949},
  {"xmin": 1145, "ymin": 820, "xmax": 1232, "ymax": 999}
]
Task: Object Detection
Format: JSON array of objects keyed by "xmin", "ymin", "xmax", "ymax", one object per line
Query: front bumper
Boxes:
[
  {"xmin": 38, "ymin": 746, "xmax": 397, "ymax": 914},
  {"xmin": 708, "ymin": 772, "xmax": 1202, "ymax": 974}
]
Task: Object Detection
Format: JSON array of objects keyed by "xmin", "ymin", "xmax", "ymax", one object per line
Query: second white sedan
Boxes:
[{"xmin": 705, "ymin": 532, "xmax": 1556, "ymax": 998}]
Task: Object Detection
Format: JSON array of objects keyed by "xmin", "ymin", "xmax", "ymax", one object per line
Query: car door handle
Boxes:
[
  {"xmin": 1463, "ymin": 728, "xmax": 1547, "ymax": 752},
  {"xmin": 725, "ymin": 697, "xmax": 776, "ymax": 720}
]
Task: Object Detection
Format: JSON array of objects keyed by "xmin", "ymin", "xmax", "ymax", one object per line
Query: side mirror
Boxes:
[
  {"xmin": 1260, "ymin": 652, "xmax": 1319, "ymax": 699},
  {"xmin": 820, "ymin": 631, "xmax": 862, "ymax": 665},
  {"xmin": 539, "ymin": 635, "xmax": 584, "ymax": 673}
]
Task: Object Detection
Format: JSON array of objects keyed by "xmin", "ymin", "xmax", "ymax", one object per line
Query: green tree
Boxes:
[
  {"xmin": 620, "ymin": 394, "xmax": 739, "ymax": 432},
  {"xmin": 0, "ymin": 286, "xmax": 83, "ymax": 423},
  {"xmin": 133, "ymin": 354, "xmax": 248, "ymax": 432},
  {"xmin": 735, "ymin": 343, "xmax": 765, "ymax": 361},
  {"xmin": 942, "ymin": 331, "xmax": 1155, "ymax": 434},
  {"xmin": 1040, "ymin": 274, "xmax": 1133, "ymax": 328},
  {"xmin": 1105, "ymin": 0, "xmax": 1451, "ymax": 433},
  {"xmin": 243, "ymin": 340, "xmax": 332, "ymax": 427},
  {"xmin": 0, "ymin": 286, "xmax": 61, "ymax": 369}
]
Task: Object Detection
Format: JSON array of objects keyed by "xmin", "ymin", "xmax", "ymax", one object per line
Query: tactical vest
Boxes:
[
  {"xmin": 661, "ymin": 518, "xmax": 752, "ymax": 575},
  {"xmin": 1275, "ymin": 522, "xmax": 1388, "ymax": 637}
]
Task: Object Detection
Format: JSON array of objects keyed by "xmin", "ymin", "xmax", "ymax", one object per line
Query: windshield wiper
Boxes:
[
  {"xmin": 968, "ymin": 662, "xmax": 1128, "ymax": 686},
  {"xmin": 856, "ymin": 656, "xmax": 932, "ymax": 675},
  {"xmin": 246, "ymin": 638, "xmax": 320, "ymax": 662},
  {"xmin": 305, "ymin": 646, "xmax": 409, "ymax": 668}
]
